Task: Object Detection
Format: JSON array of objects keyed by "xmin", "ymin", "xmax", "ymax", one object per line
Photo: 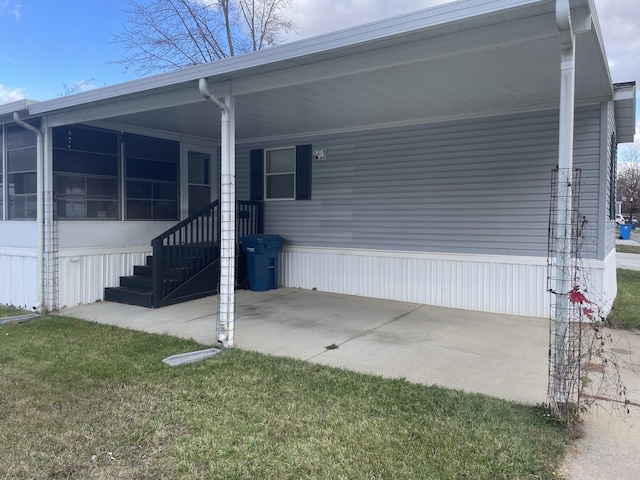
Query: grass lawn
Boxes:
[
  {"xmin": 0, "ymin": 304, "xmax": 31, "ymax": 318},
  {"xmin": 616, "ymin": 244, "xmax": 640, "ymax": 255},
  {"xmin": 0, "ymin": 316, "xmax": 568, "ymax": 479},
  {"xmin": 608, "ymin": 269, "xmax": 640, "ymax": 330}
]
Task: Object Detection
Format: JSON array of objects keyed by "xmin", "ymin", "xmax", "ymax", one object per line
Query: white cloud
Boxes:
[
  {"xmin": 592, "ymin": 0, "xmax": 640, "ymax": 84},
  {"xmin": 1, "ymin": 1, "xmax": 23, "ymax": 20},
  {"xmin": 285, "ymin": 0, "xmax": 451, "ymax": 40},
  {"xmin": 0, "ymin": 84, "xmax": 26, "ymax": 103}
]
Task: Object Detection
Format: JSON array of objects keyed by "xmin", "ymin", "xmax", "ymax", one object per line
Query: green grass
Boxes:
[
  {"xmin": 608, "ymin": 269, "xmax": 640, "ymax": 330},
  {"xmin": 0, "ymin": 304, "xmax": 31, "ymax": 318},
  {"xmin": 616, "ymin": 244, "xmax": 640, "ymax": 254},
  {"xmin": 0, "ymin": 316, "xmax": 569, "ymax": 479}
]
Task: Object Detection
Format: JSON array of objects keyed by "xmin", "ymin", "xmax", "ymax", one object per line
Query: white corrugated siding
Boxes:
[
  {"xmin": 57, "ymin": 247, "xmax": 151, "ymax": 308},
  {"xmin": 0, "ymin": 248, "xmax": 38, "ymax": 309},
  {"xmin": 281, "ymin": 246, "xmax": 614, "ymax": 318},
  {"xmin": 281, "ymin": 247, "xmax": 550, "ymax": 317}
]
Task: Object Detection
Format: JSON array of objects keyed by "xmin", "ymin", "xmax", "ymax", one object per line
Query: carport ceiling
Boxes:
[{"xmin": 35, "ymin": 0, "xmax": 613, "ymax": 142}]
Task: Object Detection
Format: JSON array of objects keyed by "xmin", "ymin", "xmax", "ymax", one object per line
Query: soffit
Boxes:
[{"xmin": 37, "ymin": 0, "xmax": 617, "ymax": 142}]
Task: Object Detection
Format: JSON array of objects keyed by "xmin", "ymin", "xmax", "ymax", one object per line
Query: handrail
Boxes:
[
  {"xmin": 150, "ymin": 200, "xmax": 263, "ymax": 307},
  {"xmin": 151, "ymin": 201, "xmax": 220, "ymax": 307},
  {"xmin": 151, "ymin": 200, "xmax": 219, "ymax": 246}
]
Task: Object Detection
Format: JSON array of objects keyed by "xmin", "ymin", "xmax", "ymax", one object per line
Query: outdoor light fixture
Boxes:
[{"xmin": 313, "ymin": 149, "xmax": 326, "ymax": 160}]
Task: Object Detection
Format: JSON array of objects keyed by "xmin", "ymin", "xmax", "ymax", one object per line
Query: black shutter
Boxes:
[
  {"xmin": 250, "ymin": 149, "xmax": 264, "ymax": 201},
  {"xmin": 296, "ymin": 144, "xmax": 312, "ymax": 200}
]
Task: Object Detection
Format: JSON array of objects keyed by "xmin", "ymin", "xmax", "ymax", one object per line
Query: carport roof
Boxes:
[{"xmin": 8, "ymin": 0, "xmax": 636, "ymax": 143}]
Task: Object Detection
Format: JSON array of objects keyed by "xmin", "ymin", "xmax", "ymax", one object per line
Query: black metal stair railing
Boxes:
[
  {"xmin": 150, "ymin": 200, "xmax": 264, "ymax": 308},
  {"xmin": 151, "ymin": 201, "xmax": 220, "ymax": 307}
]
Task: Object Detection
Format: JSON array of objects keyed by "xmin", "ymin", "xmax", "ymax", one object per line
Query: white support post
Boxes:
[
  {"xmin": 554, "ymin": 0, "xmax": 576, "ymax": 405},
  {"xmin": 216, "ymin": 94, "xmax": 237, "ymax": 347},
  {"xmin": 198, "ymin": 78, "xmax": 237, "ymax": 347},
  {"xmin": 13, "ymin": 112, "xmax": 45, "ymax": 314}
]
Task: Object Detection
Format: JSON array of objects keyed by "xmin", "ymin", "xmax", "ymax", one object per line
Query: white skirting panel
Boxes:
[
  {"xmin": 582, "ymin": 248, "xmax": 617, "ymax": 316},
  {"xmin": 0, "ymin": 247, "xmax": 38, "ymax": 310},
  {"xmin": 57, "ymin": 246, "xmax": 151, "ymax": 309},
  {"xmin": 281, "ymin": 247, "xmax": 556, "ymax": 317}
]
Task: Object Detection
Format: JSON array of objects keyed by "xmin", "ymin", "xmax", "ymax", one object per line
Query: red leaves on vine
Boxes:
[{"xmin": 568, "ymin": 286, "xmax": 596, "ymax": 320}]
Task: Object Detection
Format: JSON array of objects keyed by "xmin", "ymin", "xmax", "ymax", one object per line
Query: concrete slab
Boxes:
[
  {"xmin": 560, "ymin": 330, "xmax": 640, "ymax": 480},
  {"xmin": 310, "ymin": 305, "xmax": 549, "ymax": 404},
  {"xmin": 617, "ymin": 252, "xmax": 640, "ymax": 271}
]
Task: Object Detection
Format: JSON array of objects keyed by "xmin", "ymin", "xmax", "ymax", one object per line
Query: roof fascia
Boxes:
[
  {"xmin": 30, "ymin": 0, "xmax": 544, "ymax": 116},
  {"xmin": 0, "ymin": 99, "xmax": 38, "ymax": 123},
  {"xmin": 614, "ymin": 82, "xmax": 636, "ymax": 143},
  {"xmin": 582, "ymin": 0, "xmax": 613, "ymax": 88}
]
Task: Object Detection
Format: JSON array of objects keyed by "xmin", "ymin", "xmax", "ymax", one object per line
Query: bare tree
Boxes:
[
  {"xmin": 618, "ymin": 146, "xmax": 640, "ymax": 222},
  {"xmin": 58, "ymin": 79, "xmax": 98, "ymax": 97},
  {"xmin": 111, "ymin": 0, "xmax": 295, "ymax": 76}
]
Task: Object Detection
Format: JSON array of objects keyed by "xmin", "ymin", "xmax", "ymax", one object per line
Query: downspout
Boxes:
[
  {"xmin": 199, "ymin": 78, "xmax": 236, "ymax": 347},
  {"xmin": 13, "ymin": 112, "xmax": 45, "ymax": 314},
  {"xmin": 553, "ymin": 0, "xmax": 575, "ymax": 406}
]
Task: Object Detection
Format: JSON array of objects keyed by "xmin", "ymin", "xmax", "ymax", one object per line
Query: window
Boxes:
[
  {"xmin": 265, "ymin": 147, "xmax": 295, "ymax": 200},
  {"xmin": 6, "ymin": 122, "xmax": 39, "ymax": 220},
  {"xmin": 125, "ymin": 134, "xmax": 179, "ymax": 220},
  {"xmin": 250, "ymin": 144, "xmax": 312, "ymax": 201},
  {"xmin": 53, "ymin": 125, "xmax": 119, "ymax": 219},
  {"xmin": 188, "ymin": 151, "xmax": 212, "ymax": 216}
]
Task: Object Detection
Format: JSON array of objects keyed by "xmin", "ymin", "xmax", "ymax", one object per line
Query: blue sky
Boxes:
[
  {"xmin": 1, "ymin": 0, "xmax": 137, "ymax": 100},
  {"xmin": 2, "ymin": 0, "xmax": 640, "ymax": 140}
]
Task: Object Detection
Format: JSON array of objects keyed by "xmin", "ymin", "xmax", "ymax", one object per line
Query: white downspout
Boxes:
[
  {"xmin": 554, "ymin": 0, "xmax": 575, "ymax": 405},
  {"xmin": 13, "ymin": 112, "xmax": 45, "ymax": 314},
  {"xmin": 199, "ymin": 78, "xmax": 236, "ymax": 347}
]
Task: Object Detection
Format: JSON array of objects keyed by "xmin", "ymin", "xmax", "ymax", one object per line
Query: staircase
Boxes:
[{"xmin": 104, "ymin": 200, "xmax": 262, "ymax": 308}]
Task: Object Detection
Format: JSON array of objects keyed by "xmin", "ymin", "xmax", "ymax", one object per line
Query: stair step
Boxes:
[
  {"xmin": 133, "ymin": 265, "xmax": 153, "ymax": 276},
  {"xmin": 120, "ymin": 275, "xmax": 152, "ymax": 290},
  {"xmin": 104, "ymin": 287, "xmax": 153, "ymax": 308}
]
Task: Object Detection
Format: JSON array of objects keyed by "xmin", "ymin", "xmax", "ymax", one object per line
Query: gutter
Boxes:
[{"xmin": 12, "ymin": 112, "xmax": 45, "ymax": 314}]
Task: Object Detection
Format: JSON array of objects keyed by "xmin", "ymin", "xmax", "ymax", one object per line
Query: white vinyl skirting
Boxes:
[
  {"xmin": 280, "ymin": 246, "xmax": 617, "ymax": 318},
  {"xmin": 1, "ymin": 244, "xmax": 617, "ymax": 316}
]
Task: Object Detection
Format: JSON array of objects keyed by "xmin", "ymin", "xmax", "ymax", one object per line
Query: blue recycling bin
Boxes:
[
  {"xmin": 240, "ymin": 235, "xmax": 284, "ymax": 291},
  {"xmin": 619, "ymin": 224, "xmax": 632, "ymax": 240}
]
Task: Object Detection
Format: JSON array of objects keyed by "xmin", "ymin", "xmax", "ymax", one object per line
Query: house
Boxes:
[{"xmin": 0, "ymin": 0, "xmax": 635, "ymax": 345}]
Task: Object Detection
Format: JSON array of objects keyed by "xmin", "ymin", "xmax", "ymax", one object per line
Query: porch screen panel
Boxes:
[
  {"xmin": 53, "ymin": 125, "xmax": 119, "ymax": 219},
  {"xmin": 125, "ymin": 134, "xmax": 179, "ymax": 220},
  {"xmin": 6, "ymin": 122, "xmax": 39, "ymax": 220}
]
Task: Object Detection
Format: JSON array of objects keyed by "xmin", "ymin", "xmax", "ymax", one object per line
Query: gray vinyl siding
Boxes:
[{"xmin": 237, "ymin": 105, "xmax": 604, "ymax": 258}]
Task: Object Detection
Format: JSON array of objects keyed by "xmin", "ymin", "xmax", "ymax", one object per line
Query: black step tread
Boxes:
[
  {"xmin": 104, "ymin": 286, "xmax": 153, "ymax": 308},
  {"xmin": 120, "ymin": 275, "xmax": 153, "ymax": 290}
]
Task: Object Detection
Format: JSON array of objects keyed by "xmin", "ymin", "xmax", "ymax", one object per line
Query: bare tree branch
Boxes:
[
  {"xmin": 110, "ymin": 0, "xmax": 295, "ymax": 76},
  {"xmin": 618, "ymin": 146, "xmax": 640, "ymax": 221}
]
